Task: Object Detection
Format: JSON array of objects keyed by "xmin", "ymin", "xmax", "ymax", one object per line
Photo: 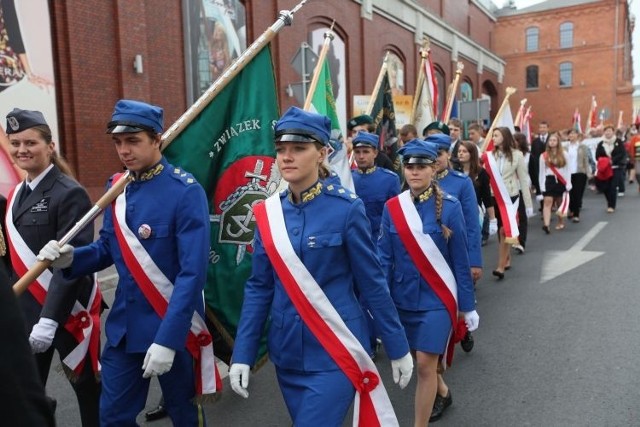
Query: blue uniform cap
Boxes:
[
  {"xmin": 107, "ymin": 99, "xmax": 164, "ymax": 134},
  {"xmin": 398, "ymin": 138, "xmax": 437, "ymax": 164},
  {"xmin": 274, "ymin": 106, "xmax": 331, "ymax": 146},
  {"xmin": 352, "ymin": 131, "xmax": 379, "ymax": 149},
  {"xmin": 423, "ymin": 120, "xmax": 450, "ymax": 136},
  {"xmin": 5, "ymin": 108, "xmax": 48, "ymax": 134},
  {"xmin": 424, "ymin": 133, "xmax": 452, "ymax": 152}
]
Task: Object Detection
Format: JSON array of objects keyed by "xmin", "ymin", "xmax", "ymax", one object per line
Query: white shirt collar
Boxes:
[{"xmin": 26, "ymin": 164, "xmax": 55, "ymax": 190}]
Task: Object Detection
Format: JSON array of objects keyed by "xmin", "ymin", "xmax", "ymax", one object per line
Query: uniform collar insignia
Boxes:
[
  {"xmin": 436, "ymin": 169, "xmax": 449, "ymax": 180},
  {"xmin": 413, "ymin": 186, "xmax": 434, "ymax": 203},
  {"xmin": 357, "ymin": 166, "xmax": 377, "ymax": 175},
  {"xmin": 288, "ymin": 181, "xmax": 323, "ymax": 204},
  {"xmin": 135, "ymin": 162, "xmax": 164, "ymax": 182}
]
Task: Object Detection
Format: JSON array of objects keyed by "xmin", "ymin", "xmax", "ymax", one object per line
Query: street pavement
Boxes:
[{"xmin": 49, "ymin": 186, "xmax": 640, "ymax": 426}]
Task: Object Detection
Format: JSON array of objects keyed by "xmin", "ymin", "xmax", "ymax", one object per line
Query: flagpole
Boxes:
[
  {"xmin": 303, "ymin": 23, "xmax": 335, "ymax": 110},
  {"xmin": 365, "ymin": 52, "xmax": 390, "ymax": 115},
  {"xmin": 514, "ymin": 98, "xmax": 527, "ymax": 128},
  {"xmin": 161, "ymin": 0, "xmax": 311, "ymax": 151},
  {"xmin": 441, "ymin": 61, "xmax": 464, "ymax": 123},
  {"xmin": 13, "ymin": 172, "xmax": 132, "ymax": 295},
  {"xmin": 411, "ymin": 39, "xmax": 435, "ymax": 125},
  {"xmin": 480, "ymin": 86, "xmax": 517, "ymax": 153}
]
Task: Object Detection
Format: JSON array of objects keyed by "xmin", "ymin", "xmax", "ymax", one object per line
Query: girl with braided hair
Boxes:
[{"xmin": 378, "ymin": 139, "xmax": 478, "ymax": 425}]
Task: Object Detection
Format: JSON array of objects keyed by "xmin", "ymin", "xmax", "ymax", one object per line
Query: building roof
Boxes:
[{"xmin": 495, "ymin": 0, "xmax": 602, "ymax": 17}]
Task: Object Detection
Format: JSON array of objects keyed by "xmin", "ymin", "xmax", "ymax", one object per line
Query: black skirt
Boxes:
[{"xmin": 543, "ymin": 175, "xmax": 566, "ymax": 197}]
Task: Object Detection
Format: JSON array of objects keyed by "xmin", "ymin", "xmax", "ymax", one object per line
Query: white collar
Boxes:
[{"xmin": 26, "ymin": 164, "xmax": 55, "ymax": 190}]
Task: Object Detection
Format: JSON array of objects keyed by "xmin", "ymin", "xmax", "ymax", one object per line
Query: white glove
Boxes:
[
  {"xmin": 463, "ymin": 310, "xmax": 480, "ymax": 332},
  {"xmin": 229, "ymin": 363, "xmax": 251, "ymax": 398},
  {"xmin": 526, "ymin": 207, "xmax": 535, "ymax": 218},
  {"xmin": 535, "ymin": 194, "xmax": 544, "ymax": 202},
  {"xmin": 29, "ymin": 317, "xmax": 58, "ymax": 353},
  {"xmin": 37, "ymin": 240, "xmax": 74, "ymax": 269},
  {"xmin": 488, "ymin": 219, "xmax": 498, "ymax": 236},
  {"xmin": 390, "ymin": 352, "xmax": 413, "ymax": 389},
  {"xmin": 142, "ymin": 343, "xmax": 176, "ymax": 378}
]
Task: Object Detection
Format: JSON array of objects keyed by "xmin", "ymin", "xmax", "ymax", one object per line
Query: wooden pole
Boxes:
[
  {"xmin": 303, "ymin": 23, "xmax": 335, "ymax": 110},
  {"xmin": 365, "ymin": 52, "xmax": 390, "ymax": 115},
  {"xmin": 514, "ymin": 98, "xmax": 527, "ymax": 128},
  {"xmin": 411, "ymin": 39, "xmax": 435, "ymax": 125},
  {"xmin": 480, "ymin": 86, "xmax": 517, "ymax": 153},
  {"xmin": 161, "ymin": 0, "xmax": 310, "ymax": 151},
  {"xmin": 441, "ymin": 61, "xmax": 464, "ymax": 123},
  {"xmin": 13, "ymin": 172, "xmax": 132, "ymax": 295}
]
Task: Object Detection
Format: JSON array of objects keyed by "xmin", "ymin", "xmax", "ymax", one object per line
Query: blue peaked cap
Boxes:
[
  {"xmin": 424, "ymin": 133, "xmax": 452, "ymax": 152},
  {"xmin": 274, "ymin": 106, "xmax": 331, "ymax": 146},
  {"xmin": 398, "ymin": 138, "xmax": 437, "ymax": 164},
  {"xmin": 352, "ymin": 131, "xmax": 379, "ymax": 149},
  {"xmin": 107, "ymin": 99, "xmax": 164, "ymax": 134}
]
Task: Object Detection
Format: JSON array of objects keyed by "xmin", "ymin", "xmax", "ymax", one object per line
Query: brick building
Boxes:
[
  {"xmin": 0, "ymin": 0, "xmax": 509, "ymax": 198},
  {"xmin": 493, "ymin": 0, "xmax": 635, "ymax": 133}
]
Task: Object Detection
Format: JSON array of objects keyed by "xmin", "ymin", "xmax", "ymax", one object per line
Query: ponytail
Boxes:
[{"xmin": 433, "ymin": 182, "xmax": 452, "ymax": 240}]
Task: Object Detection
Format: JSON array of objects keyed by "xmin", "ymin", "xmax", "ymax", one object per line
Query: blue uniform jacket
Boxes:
[
  {"xmin": 378, "ymin": 191, "xmax": 476, "ymax": 312},
  {"xmin": 352, "ymin": 167, "xmax": 401, "ymax": 239},
  {"xmin": 232, "ymin": 182, "xmax": 409, "ymax": 371},
  {"xmin": 65, "ymin": 158, "xmax": 210, "ymax": 353},
  {"xmin": 437, "ymin": 169, "xmax": 483, "ymax": 268}
]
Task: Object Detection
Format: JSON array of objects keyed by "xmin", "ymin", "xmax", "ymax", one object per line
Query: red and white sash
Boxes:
[
  {"xmin": 543, "ymin": 153, "xmax": 570, "ymax": 217},
  {"xmin": 111, "ymin": 176, "xmax": 220, "ymax": 397},
  {"xmin": 482, "ymin": 151, "xmax": 520, "ymax": 243},
  {"xmin": 5, "ymin": 183, "xmax": 101, "ymax": 377},
  {"xmin": 254, "ymin": 195, "xmax": 398, "ymax": 427},
  {"xmin": 387, "ymin": 191, "xmax": 459, "ymax": 367}
]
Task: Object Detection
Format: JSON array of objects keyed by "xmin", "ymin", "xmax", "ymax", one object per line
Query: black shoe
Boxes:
[
  {"xmin": 145, "ymin": 405, "xmax": 168, "ymax": 422},
  {"xmin": 460, "ymin": 331, "xmax": 474, "ymax": 353},
  {"xmin": 481, "ymin": 239, "xmax": 488, "ymax": 247},
  {"xmin": 542, "ymin": 225, "xmax": 550, "ymax": 234},
  {"xmin": 430, "ymin": 391, "xmax": 452, "ymax": 422},
  {"xmin": 492, "ymin": 270, "xmax": 504, "ymax": 280},
  {"xmin": 46, "ymin": 396, "xmax": 57, "ymax": 414}
]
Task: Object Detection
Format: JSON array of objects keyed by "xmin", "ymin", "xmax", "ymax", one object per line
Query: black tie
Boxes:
[{"xmin": 19, "ymin": 183, "xmax": 32, "ymax": 206}]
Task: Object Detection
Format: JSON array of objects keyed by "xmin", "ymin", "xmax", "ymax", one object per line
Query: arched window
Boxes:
[
  {"xmin": 526, "ymin": 65, "xmax": 538, "ymax": 89},
  {"xmin": 560, "ymin": 22, "xmax": 573, "ymax": 49},
  {"xmin": 559, "ymin": 62, "xmax": 572, "ymax": 87},
  {"xmin": 460, "ymin": 81, "xmax": 473, "ymax": 102},
  {"xmin": 386, "ymin": 52, "xmax": 405, "ymax": 96},
  {"xmin": 525, "ymin": 27, "xmax": 539, "ymax": 52}
]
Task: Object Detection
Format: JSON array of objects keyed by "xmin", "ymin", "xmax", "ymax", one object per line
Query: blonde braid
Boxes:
[{"xmin": 433, "ymin": 183, "xmax": 452, "ymax": 240}]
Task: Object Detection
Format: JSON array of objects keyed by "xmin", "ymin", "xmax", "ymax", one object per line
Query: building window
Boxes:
[
  {"xmin": 526, "ymin": 65, "xmax": 538, "ymax": 89},
  {"xmin": 460, "ymin": 81, "xmax": 473, "ymax": 102},
  {"xmin": 559, "ymin": 62, "xmax": 572, "ymax": 87},
  {"xmin": 386, "ymin": 52, "xmax": 405, "ymax": 96},
  {"xmin": 525, "ymin": 27, "xmax": 539, "ymax": 52},
  {"xmin": 560, "ymin": 22, "xmax": 573, "ymax": 49},
  {"xmin": 435, "ymin": 67, "xmax": 446, "ymax": 117}
]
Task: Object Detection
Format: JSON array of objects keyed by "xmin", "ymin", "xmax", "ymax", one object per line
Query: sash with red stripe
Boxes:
[
  {"xmin": 110, "ymin": 174, "xmax": 221, "ymax": 397},
  {"xmin": 5, "ymin": 184, "xmax": 101, "ymax": 378},
  {"xmin": 254, "ymin": 195, "xmax": 398, "ymax": 427},
  {"xmin": 481, "ymin": 151, "xmax": 520, "ymax": 244},
  {"xmin": 543, "ymin": 153, "xmax": 570, "ymax": 217},
  {"xmin": 386, "ymin": 191, "xmax": 459, "ymax": 367}
]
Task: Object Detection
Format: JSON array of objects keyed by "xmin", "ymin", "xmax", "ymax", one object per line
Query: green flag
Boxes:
[
  {"xmin": 369, "ymin": 71, "xmax": 399, "ymax": 171},
  {"xmin": 163, "ymin": 46, "xmax": 279, "ymax": 358}
]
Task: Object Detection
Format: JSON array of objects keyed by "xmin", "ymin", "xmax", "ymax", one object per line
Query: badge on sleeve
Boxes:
[{"xmin": 138, "ymin": 224, "xmax": 152, "ymax": 239}]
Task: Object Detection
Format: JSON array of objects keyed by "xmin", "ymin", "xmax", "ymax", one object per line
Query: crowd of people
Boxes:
[{"xmin": 1, "ymin": 99, "xmax": 638, "ymax": 426}]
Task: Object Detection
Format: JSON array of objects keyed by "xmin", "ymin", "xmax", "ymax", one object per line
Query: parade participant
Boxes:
[
  {"xmin": 347, "ymin": 114, "xmax": 395, "ymax": 171},
  {"xmin": 529, "ymin": 121, "xmax": 550, "ymax": 206},
  {"xmin": 539, "ymin": 133, "xmax": 572, "ymax": 233},
  {"xmin": 423, "ymin": 120, "xmax": 450, "ymax": 138},
  {"xmin": 4, "ymin": 108, "xmax": 100, "ymax": 426},
  {"xmin": 229, "ymin": 107, "xmax": 413, "ymax": 426},
  {"xmin": 378, "ymin": 139, "xmax": 478, "ymax": 425},
  {"xmin": 352, "ymin": 131, "xmax": 401, "ymax": 238},
  {"xmin": 447, "ymin": 118, "xmax": 465, "ymax": 171},
  {"xmin": 566, "ymin": 129, "xmax": 591, "ymax": 222},
  {"xmin": 595, "ymin": 124, "xmax": 627, "ymax": 211},
  {"xmin": 37, "ymin": 100, "xmax": 216, "ymax": 426},
  {"xmin": 489, "ymin": 127, "xmax": 533, "ymax": 280},
  {"xmin": 512, "ymin": 132, "xmax": 531, "ymax": 254}
]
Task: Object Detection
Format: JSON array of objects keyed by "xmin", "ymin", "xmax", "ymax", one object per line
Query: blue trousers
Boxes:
[{"xmin": 100, "ymin": 341, "xmax": 205, "ymax": 426}]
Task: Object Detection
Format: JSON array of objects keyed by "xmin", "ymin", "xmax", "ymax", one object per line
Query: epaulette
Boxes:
[
  {"xmin": 170, "ymin": 167, "xmax": 197, "ymax": 185},
  {"xmin": 443, "ymin": 192, "xmax": 459, "ymax": 203},
  {"xmin": 324, "ymin": 183, "xmax": 358, "ymax": 201},
  {"xmin": 379, "ymin": 167, "xmax": 398, "ymax": 176},
  {"xmin": 450, "ymin": 170, "xmax": 467, "ymax": 178}
]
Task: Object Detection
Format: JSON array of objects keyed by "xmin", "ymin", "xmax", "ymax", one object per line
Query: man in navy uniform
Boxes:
[
  {"xmin": 38, "ymin": 100, "xmax": 212, "ymax": 426},
  {"xmin": 351, "ymin": 131, "xmax": 401, "ymax": 239},
  {"xmin": 347, "ymin": 114, "xmax": 395, "ymax": 171}
]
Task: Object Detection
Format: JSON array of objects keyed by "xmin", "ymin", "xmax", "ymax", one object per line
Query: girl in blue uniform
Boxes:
[
  {"xmin": 378, "ymin": 139, "xmax": 478, "ymax": 425},
  {"xmin": 229, "ymin": 107, "xmax": 413, "ymax": 426}
]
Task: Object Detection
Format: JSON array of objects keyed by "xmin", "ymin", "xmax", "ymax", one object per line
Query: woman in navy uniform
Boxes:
[
  {"xmin": 378, "ymin": 139, "xmax": 478, "ymax": 425},
  {"xmin": 229, "ymin": 107, "xmax": 413, "ymax": 426},
  {"xmin": 5, "ymin": 109, "xmax": 100, "ymax": 426},
  {"xmin": 38, "ymin": 100, "xmax": 211, "ymax": 426}
]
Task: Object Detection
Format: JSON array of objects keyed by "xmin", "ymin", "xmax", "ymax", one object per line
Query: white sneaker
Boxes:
[
  {"xmin": 512, "ymin": 244, "xmax": 525, "ymax": 254},
  {"xmin": 618, "ymin": 192, "xmax": 625, "ymax": 197}
]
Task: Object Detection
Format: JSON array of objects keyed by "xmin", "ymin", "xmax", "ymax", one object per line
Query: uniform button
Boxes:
[
  {"xmin": 294, "ymin": 315, "xmax": 300, "ymax": 321},
  {"xmin": 32, "ymin": 219, "xmax": 37, "ymax": 223},
  {"xmin": 322, "ymin": 239, "xmax": 328, "ymax": 245},
  {"xmin": 127, "ymin": 205, "xmax": 134, "ymax": 212},
  {"xmin": 292, "ymin": 228, "xmax": 299, "ymax": 236}
]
